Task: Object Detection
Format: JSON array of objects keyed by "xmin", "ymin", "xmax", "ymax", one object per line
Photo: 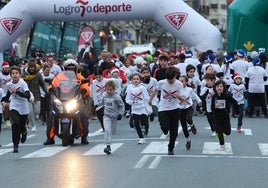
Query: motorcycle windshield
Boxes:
[{"xmin": 55, "ymin": 71, "xmax": 79, "ymax": 100}]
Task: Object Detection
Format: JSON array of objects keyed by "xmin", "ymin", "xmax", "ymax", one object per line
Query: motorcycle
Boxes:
[{"xmin": 49, "ymin": 71, "xmax": 87, "ymax": 146}]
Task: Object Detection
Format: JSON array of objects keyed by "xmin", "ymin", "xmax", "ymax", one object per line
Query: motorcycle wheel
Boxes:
[{"xmin": 61, "ymin": 123, "xmax": 70, "ymax": 147}]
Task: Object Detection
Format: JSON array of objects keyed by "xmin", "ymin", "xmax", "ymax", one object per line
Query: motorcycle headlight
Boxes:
[
  {"xmin": 65, "ymin": 98, "xmax": 79, "ymax": 113},
  {"xmin": 53, "ymin": 96, "xmax": 63, "ymax": 113}
]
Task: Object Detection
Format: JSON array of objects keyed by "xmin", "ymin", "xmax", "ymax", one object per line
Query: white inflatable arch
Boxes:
[{"xmin": 0, "ymin": 0, "xmax": 222, "ymax": 52}]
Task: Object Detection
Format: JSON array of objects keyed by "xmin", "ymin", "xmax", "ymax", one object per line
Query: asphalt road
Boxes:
[{"xmin": 0, "ymin": 113, "xmax": 268, "ymax": 188}]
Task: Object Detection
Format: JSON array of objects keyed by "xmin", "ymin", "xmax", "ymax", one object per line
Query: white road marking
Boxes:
[
  {"xmin": 4, "ymin": 134, "xmax": 36, "ymax": 147},
  {"xmin": 148, "ymin": 155, "xmax": 162, "ymax": 169},
  {"xmin": 258, "ymin": 143, "xmax": 268, "ymax": 155},
  {"xmin": 142, "ymin": 141, "xmax": 179, "ymax": 154},
  {"xmin": 21, "ymin": 146, "xmax": 69, "ymax": 158},
  {"xmin": 204, "ymin": 127, "xmax": 252, "ymax": 135},
  {"xmin": 160, "ymin": 126, "xmax": 182, "ymax": 139},
  {"xmin": 0, "ymin": 148, "xmax": 13, "ymax": 155},
  {"xmin": 88, "ymin": 129, "xmax": 104, "ymax": 137},
  {"xmin": 83, "ymin": 143, "xmax": 123, "ymax": 155},
  {"xmin": 202, "ymin": 142, "xmax": 233, "ymax": 155},
  {"xmin": 134, "ymin": 155, "xmax": 151, "ymax": 168}
]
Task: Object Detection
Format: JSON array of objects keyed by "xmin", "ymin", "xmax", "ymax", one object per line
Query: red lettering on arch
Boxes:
[
  {"xmin": 165, "ymin": 12, "xmax": 188, "ymax": 30},
  {"xmin": 0, "ymin": 18, "xmax": 22, "ymax": 35}
]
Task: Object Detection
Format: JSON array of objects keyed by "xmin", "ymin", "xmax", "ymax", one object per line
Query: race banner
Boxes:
[
  {"xmin": 59, "ymin": 22, "xmax": 80, "ymax": 58},
  {"xmin": 77, "ymin": 25, "xmax": 94, "ymax": 52},
  {"xmin": 27, "ymin": 22, "xmax": 51, "ymax": 57},
  {"xmin": 47, "ymin": 21, "xmax": 62, "ymax": 57}
]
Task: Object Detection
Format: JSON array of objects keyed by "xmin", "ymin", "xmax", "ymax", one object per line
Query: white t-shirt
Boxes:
[
  {"xmin": 157, "ymin": 79, "xmax": 184, "ymax": 112},
  {"xmin": 228, "ymin": 83, "xmax": 246, "ymax": 105},
  {"xmin": 6, "ymin": 78, "xmax": 30, "ymax": 115},
  {"xmin": 91, "ymin": 78, "xmax": 109, "ymax": 106},
  {"xmin": 141, "ymin": 77, "xmax": 159, "ymax": 106},
  {"xmin": 179, "ymin": 86, "xmax": 201, "ymax": 109},
  {"xmin": 230, "ymin": 59, "xmax": 249, "ymax": 82},
  {"xmin": 246, "ymin": 66, "xmax": 266, "ymax": 93},
  {"xmin": 125, "ymin": 84, "xmax": 149, "ymax": 115}
]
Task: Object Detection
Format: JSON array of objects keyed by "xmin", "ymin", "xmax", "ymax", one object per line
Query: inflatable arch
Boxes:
[{"xmin": 0, "ymin": 0, "xmax": 222, "ymax": 53}]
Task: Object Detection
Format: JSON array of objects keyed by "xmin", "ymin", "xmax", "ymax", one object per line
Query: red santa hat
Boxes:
[
  {"xmin": 111, "ymin": 68, "xmax": 119, "ymax": 75},
  {"xmin": 233, "ymin": 72, "xmax": 242, "ymax": 80},
  {"xmin": 2, "ymin": 61, "xmax": 10, "ymax": 68}
]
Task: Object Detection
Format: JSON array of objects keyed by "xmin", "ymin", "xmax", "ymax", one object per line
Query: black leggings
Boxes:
[
  {"xmin": 132, "ymin": 114, "xmax": 148, "ymax": 138},
  {"xmin": 10, "ymin": 110, "xmax": 28, "ymax": 146},
  {"xmin": 215, "ymin": 117, "xmax": 231, "ymax": 145},
  {"xmin": 158, "ymin": 108, "xmax": 180, "ymax": 151}
]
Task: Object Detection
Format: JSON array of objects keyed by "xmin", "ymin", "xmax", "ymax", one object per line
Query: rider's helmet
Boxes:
[{"xmin": 64, "ymin": 59, "xmax": 79, "ymax": 73}]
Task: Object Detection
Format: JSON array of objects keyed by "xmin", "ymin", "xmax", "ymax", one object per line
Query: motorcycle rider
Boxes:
[{"xmin": 43, "ymin": 59, "xmax": 90, "ymax": 145}]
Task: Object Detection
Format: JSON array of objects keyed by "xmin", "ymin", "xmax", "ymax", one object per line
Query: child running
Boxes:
[
  {"xmin": 2, "ymin": 66, "xmax": 31, "ymax": 153},
  {"xmin": 150, "ymin": 67, "xmax": 185, "ymax": 155},
  {"xmin": 178, "ymin": 76, "xmax": 202, "ymax": 150},
  {"xmin": 228, "ymin": 73, "xmax": 246, "ymax": 133},
  {"xmin": 211, "ymin": 80, "xmax": 239, "ymax": 151},
  {"xmin": 200, "ymin": 73, "xmax": 217, "ymax": 136},
  {"xmin": 100, "ymin": 80, "xmax": 125, "ymax": 155},
  {"xmin": 91, "ymin": 68, "xmax": 109, "ymax": 131},
  {"xmin": 126, "ymin": 72, "xmax": 150, "ymax": 144}
]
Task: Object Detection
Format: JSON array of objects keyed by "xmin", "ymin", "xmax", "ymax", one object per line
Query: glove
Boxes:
[
  {"xmin": 117, "ymin": 114, "xmax": 122, "ymax": 120},
  {"xmin": 80, "ymin": 88, "xmax": 87, "ymax": 95}
]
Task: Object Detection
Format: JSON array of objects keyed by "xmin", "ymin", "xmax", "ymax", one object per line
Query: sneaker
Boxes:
[
  {"xmin": 91, "ymin": 116, "xmax": 97, "ymax": 120},
  {"xmin": 43, "ymin": 138, "xmax": 55, "ymax": 145},
  {"xmin": 237, "ymin": 127, "xmax": 242, "ymax": 133},
  {"xmin": 186, "ymin": 140, "xmax": 191, "ymax": 150},
  {"xmin": 31, "ymin": 126, "xmax": 37, "ymax": 132},
  {"xmin": 21, "ymin": 132, "xmax": 27, "ymax": 143},
  {"xmin": 138, "ymin": 138, "xmax": 146, "ymax": 144},
  {"xmin": 191, "ymin": 125, "xmax": 197, "ymax": 135},
  {"xmin": 144, "ymin": 130, "xmax": 148, "ymax": 136},
  {"xmin": 187, "ymin": 125, "xmax": 191, "ymax": 132},
  {"xmin": 81, "ymin": 137, "xmax": 89, "ymax": 145},
  {"xmin": 13, "ymin": 145, "xmax": 19, "ymax": 153},
  {"xmin": 211, "ymin": 131, "xmax": 216, "ymax": 137},
  {"xmin": 168, "ymin": 149, "xmax": 174, "ymax": 155},
  {"xmin": 3, "ymin": 120, "xmax": 11, "ymax": 129},
  {"xmin": 219, "ymin": 145, "xmax": 225, "ymax": 151},
  {"xmin": 125, "ymin": 112, "xmax": 130, "ymax": 118},
  {"xmin": 149, "ymin": 114, "xmax": 154, "ymax": 122},
  {"xmin": 104, "ymin": 145, "xmax": 111, "ymax": 155}
]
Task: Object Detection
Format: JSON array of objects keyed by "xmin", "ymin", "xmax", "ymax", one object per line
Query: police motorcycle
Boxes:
[{"xmin": 49, "ymin": 71, "xmax": 87, "ymax": 146}]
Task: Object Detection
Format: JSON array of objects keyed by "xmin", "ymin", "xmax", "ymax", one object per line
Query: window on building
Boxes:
[
  {"xmin": 221, "ymin": 4, "xmax": 226, "ymax": 9},
  {"xmin": 211, "ymin": 4, "xmax": 218, "ymax": 9}
]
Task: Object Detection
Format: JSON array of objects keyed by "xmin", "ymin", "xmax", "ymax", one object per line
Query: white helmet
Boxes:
[{"xmin": 64, "ymin": 59, "xmax": 78, "ymax": 72}]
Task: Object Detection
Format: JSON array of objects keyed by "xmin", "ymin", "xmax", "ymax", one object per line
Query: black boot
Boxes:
[
  {"xmin": 104, "ymin": 145, "xmax": 111, "ymax": 155},
  {"xmin": 43, "ymin": 138, "xmax": 55, "ymax": 145},
  {"xmin": 13, "ymin": 145, "xmax": 19, "ymax": 153},
  {"xmin": 81, "ymin": 136, "xmax": 89, "ymax": 145}
]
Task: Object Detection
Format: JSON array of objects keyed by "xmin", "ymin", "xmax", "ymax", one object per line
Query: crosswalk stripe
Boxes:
[
  {"xmin": 0, "ymin": 148, "xmax": 13, "ymax": 155},
  {"xmin": 141, "ymin": 141, "xmax": 179, "ymax": 154},
  {"xmin": 21, "ymin": 146, "xmax": 69, "ymax": 158},
  {"xmin": 202, "ymin": 142, "xmax": 233, "ymax": 155},
  {"xmin": 83, "ymin": 143, "xmax": 124, "ymax": 155},
  {"xmin": 258, "ymin": 143, "xmax": 268, "ymax": 155}
]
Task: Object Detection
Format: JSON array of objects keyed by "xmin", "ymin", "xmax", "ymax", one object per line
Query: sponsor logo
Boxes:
[
  {"xmin": 0, "ymin": 18, "xmax": 22, "ymax": 35},
  {"xmin": 54, "ymin": 1, "xmax": 132, "ymax": 17},
  {"xmin": 165, "ymin": 12, "xmax": 188, "ymax": 30},
  {"xmin": 243, "ymin": 41, "xmax": 254, "ymax": 51},
  {"xmin": 81, "ymin": 31, "xmax": 93, "ymax": 42}
]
